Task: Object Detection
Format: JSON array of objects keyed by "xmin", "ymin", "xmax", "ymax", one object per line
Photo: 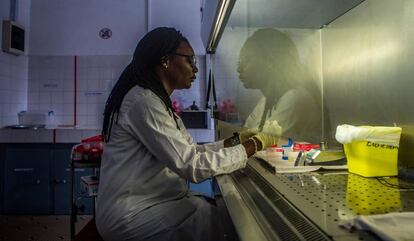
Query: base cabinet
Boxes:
[
  {"xmin": 1, "ymin": 144, "xmax": 92, "ymax": 214},
  {"xmin": 3, "ymin": 144, "xmax": 51, "ymax": 214}
]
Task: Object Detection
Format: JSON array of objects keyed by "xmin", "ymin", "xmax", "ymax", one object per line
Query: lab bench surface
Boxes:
[{"xmin": 217, "ymin": 158, "xmax": 414, "ymax": 241}]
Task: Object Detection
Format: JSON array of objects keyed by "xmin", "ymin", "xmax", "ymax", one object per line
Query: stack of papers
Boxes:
[
  {"xmin": 254, "ymin": 151, "xmax": 348, "ymax": 174},
  {"xmin": 340, "ymin": 212, "xmax": 414, "ymax": 241}
]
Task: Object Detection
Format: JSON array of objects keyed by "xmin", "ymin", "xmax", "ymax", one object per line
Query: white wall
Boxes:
[
  {"xmin": 29, "ymin": 0, "xmax": 206, "ymax": 56},
  {"xmin": 0, "ymin": 0, "xmax": 30, "ymax": 126},
  {"xmin": 1, "ymin": 0, "xmax": 207, "ymax": 128},
  {"xmin": 149, "ymin": 0, "xmax": 205, "ymax": 55},
  {"xmin": 29, "ymin": 0, "xmax": 147, "ymax": 56}
]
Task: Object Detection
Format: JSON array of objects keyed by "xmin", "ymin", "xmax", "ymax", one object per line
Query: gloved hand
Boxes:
[
  {"xmin": 262, "ymin": 120, "xmax": 282, "ymax": 136},
  {"xmin": 237, "ymin": 128, "xmax": 259, "ymax": 143},
  {"xmin": 253, "ymin": 132, "xmax": 279, "ymax": 150}
]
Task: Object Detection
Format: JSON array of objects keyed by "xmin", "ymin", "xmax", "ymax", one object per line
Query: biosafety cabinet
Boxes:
[{"xmin": 202, "ymin": 0, "xmax": 414, "ymax": 240}]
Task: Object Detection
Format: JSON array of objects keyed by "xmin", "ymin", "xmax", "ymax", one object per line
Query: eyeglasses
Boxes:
[{"xmin": 173, "ymin": 53, "xmax": 197, "ymax": 66}]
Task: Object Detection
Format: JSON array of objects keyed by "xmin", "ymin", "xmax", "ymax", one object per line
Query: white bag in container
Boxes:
[{"xmin": 335, "ymin": 124, "xmax": 402, "ymax": 147}]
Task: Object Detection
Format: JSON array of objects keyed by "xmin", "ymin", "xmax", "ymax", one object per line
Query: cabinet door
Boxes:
[
  {"xmin": 52, "ymin": 144, "xmax": 93, "ymax": 214},
  {"xmin": 3, "ymin": 144, "xmax": 51, "ymax": 214},
  {"xmin": 0, "ymin": 145, "xmax": 5, "ymax": 213}
]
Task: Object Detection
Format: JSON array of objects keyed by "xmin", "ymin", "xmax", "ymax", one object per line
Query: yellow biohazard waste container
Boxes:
[{"xmin": 336, "ymin": 125, "xmax": 402, "ymax": 177}]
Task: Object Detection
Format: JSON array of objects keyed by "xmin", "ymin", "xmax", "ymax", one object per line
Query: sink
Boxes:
[{"xmin": 3, "ymin": 124, "xmax": 46, "ymax": 130}]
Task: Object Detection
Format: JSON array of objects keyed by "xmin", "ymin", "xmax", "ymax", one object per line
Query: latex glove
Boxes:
[
  {"xmin": 262, "ymin": 120, "xmax": 282, "ymax": 137},
  {"xmin": 253, "ymin": 132, "xmax": 280, "ymax": 149},
  {"xmin": 237, "ymin": 128, "xmax": 259, "ymax": 143}
]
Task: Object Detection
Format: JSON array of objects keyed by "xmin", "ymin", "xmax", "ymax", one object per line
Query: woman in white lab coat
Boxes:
[{"xmin": 96, "ymin": 27, "xmax": 279, "ymax": 241}]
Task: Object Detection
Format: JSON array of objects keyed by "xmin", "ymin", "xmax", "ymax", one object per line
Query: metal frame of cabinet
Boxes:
[
  {"xmin": 0, "ymin": 145, "xmax": 5, "ymax": 213},
  {"xmin": 53, "ymin": 144, "xmax": 94, "ymax": 215},
  {"xmin": 70, "ymin": 158, "xmax": 100, "ymax": 240}
]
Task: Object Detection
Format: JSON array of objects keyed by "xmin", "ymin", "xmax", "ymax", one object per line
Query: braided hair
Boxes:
[{"xmin": 102, "ymin": 27, "xmax": 188, "ymax": 141}]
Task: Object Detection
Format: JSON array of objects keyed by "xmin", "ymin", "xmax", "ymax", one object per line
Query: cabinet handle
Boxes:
[
  {"xmin": 53, "ymin": 179, "xmax": 68, "ymax": 184},
  {"xmin": 14, "ymin": 168, "xmax": 34, "ymax": 172}
]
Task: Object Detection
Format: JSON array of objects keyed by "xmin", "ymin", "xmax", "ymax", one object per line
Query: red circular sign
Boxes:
[{"xmin": 99, "ymin": 28, "xmax": 112, "ymax": 39}]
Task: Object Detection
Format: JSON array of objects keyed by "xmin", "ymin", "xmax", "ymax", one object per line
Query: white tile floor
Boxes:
[{"xmin": 0, "ymin": 215, "xmax": 91, "ymax": 241}]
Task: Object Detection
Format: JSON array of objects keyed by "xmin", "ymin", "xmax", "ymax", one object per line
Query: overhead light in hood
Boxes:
[{"xmin": 201, "ymin": 0, "xmax": 236, "ymax": 54}]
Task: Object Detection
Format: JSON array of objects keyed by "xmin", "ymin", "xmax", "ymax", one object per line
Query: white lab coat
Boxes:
[
  {"xmin": 96, "ymin": 85, "xmax": 247, "ymax": 241},
  {"xmin": 244, "ymin": 86, "xmax": 321, "ymax": 143}
]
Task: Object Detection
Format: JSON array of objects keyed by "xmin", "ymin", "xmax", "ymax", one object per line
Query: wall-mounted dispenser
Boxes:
[{"xmin": 2, "ymin": 20, "xmax": 25, "ymax": 55}]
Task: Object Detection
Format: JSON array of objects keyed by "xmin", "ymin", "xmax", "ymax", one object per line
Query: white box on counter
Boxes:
[
  {"xmin": 18, "ymin": 110, "xmax": 54, "ymax": 126},
  {"xmin": 80, "ymin": 175, "xmax": 99, "ymax": 197}
]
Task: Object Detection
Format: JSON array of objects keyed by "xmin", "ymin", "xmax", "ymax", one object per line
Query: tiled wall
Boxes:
[
  {"xmin": 28, "ymin": 55, "xmax": 131, "ymax": 127},
  {"xmin": 27, "ymin": 55, "xmax": 206, "ymax": 128},
  {"xmin": 28, "ymin": 56, "xmax": 75, "ymax": 126},
  {"xmin": 0, "ymin": 53, "xmax": 28, "ymax": 127},
  {"xmin": 76, "ymin": 56, "xmax": 131, "ymax": 127}
]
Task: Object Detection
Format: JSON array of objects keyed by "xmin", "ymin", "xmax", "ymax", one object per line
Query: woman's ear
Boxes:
[{"xmin": 161, "ymin": 56, "xmax": 169, "ymax": 69}]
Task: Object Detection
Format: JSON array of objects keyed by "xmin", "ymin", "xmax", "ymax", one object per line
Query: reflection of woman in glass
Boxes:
[{"xmin": 238, "ymin": 28, "xmax": 321, "ymax": 142}]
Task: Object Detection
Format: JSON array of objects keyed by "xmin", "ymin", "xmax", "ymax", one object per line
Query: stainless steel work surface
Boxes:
[
  {"xmin": 218, "ymin": 158, "xmax": 414, "ymax": 240},
  {"xmin": 216, "ymin": 175, "xmax": 268, "ymax": 241}
]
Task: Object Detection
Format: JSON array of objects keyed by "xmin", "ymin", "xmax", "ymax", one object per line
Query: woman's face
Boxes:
[
  {"xmin": 165, "ymin": 41, "xmax": 198, "ymax": 91},
  {"xmin": 237, "ymin": 45, "xmax": 272, "ymax": 91}
]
